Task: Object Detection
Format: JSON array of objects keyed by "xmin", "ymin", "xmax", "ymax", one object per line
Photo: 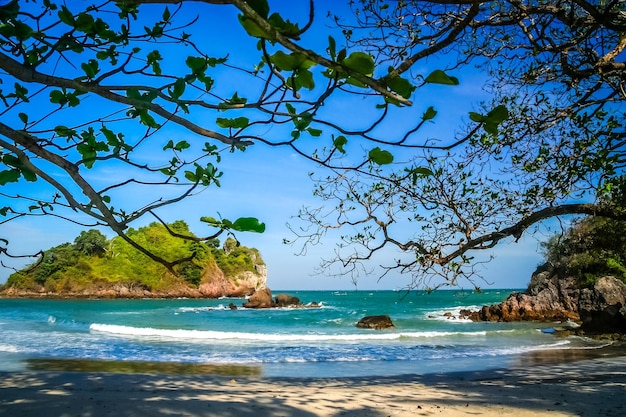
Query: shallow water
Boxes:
[{"xmin": 0, "ymin": 290, "xmax": 606, "ymax": 377}]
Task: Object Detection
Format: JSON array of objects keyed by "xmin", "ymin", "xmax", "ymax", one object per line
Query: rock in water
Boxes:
[
  {"xmin": 242, "ymin": 287, "xmax": 274, "ymax": 308},
  {"xmin": 356, "ymin": 315, "xmax": 395, "ymax": 330},
  {"xmin": 274, "ymin": 293, "xmax": 301, "ymax": 307}
]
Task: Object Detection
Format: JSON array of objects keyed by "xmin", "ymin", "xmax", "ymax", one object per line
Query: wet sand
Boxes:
[{"xmin": 1, "ymin": 349, "xmax": 625, "ymax": 417}]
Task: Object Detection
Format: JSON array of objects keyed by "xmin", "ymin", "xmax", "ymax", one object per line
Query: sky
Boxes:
[{"xmin": 0, "ymin": 0, "xmax": 547, "ymax": 290}]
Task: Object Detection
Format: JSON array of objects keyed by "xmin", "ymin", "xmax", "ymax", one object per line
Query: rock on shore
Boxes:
[{"xmin": 460, "ymin": 266, "xmax": 626, "ymax": 335}]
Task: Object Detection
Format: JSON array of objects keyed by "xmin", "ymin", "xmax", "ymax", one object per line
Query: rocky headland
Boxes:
[
  {"xmin": 0, "ymin": 264, "xmax": 267, "ymax": 299},
  {"xmin": 459, "ymin": 265, "xmax": 626, "ymax": 336},
  {"xmin": 0, "ymin": 222, "xmax": 268, "ymax": 300}
]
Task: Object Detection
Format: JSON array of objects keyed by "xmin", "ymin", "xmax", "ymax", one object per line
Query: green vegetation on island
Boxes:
[{"xmin": 3, "ymin": 221, "xmax": 265, "ymax": 295}]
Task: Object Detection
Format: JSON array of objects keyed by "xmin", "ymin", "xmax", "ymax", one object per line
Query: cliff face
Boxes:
[{"xmin": 198, "ymin": 259, "xmax": 267, "ymax": 298}]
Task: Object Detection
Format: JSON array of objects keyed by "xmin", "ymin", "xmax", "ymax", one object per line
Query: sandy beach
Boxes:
[{"xmin": 1, "ymin": 351, "xmax": 625, "ymax": 417}]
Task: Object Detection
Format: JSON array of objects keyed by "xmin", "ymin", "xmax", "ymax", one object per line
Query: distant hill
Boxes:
[{"xmin": 1, "ymin": 221, "xmax": 266, "ymax": 298}]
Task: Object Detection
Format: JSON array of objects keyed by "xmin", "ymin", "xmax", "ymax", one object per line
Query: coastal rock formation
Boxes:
[
  {"xmin": 356, "ymin": 315, "xmax": 395, "ymax": 330},
  {"xmin": 275, "ymin": 293, "xmax": 301, "ymax": 307},
  {"xmin": 578, "ymin": 276, "xmax": 626, "ymax": 334},
  {"xmin": 461, "ymin": 263, "xmax": 626, "ymax": 335},
  {"xmin": 460, "ymin": 268, "xmax": 580, "ymax": 322},
  {"xmin": 198, "ymin": 261, "xmax": 266, "ymax": 298},
  {"xmin": 242, "ymin": 287, "xmax": 274, "ymax": 308},
  {"xmin": 241, "ymin": 289, "xmax": 316, "ymax": 309}
]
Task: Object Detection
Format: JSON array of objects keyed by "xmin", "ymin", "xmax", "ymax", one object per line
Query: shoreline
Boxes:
[
  {"xmin": 10, "ymin": 342, "xmax": 625, "ymax": 376},
  {"xmin": 1, "ymin": 351, "xmax": 625, "ymax": 417}
]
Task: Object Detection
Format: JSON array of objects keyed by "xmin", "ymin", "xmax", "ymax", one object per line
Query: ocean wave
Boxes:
[
  {"xmin": 89, "ymin": 323, "xmax": 494, "ymax": 342},
  {"xmin": 425, "ymin": 306, "xmax": 484, "ymax": 322},
  {"xmin": 0, "ymin": 344, "xmax": 20, "ymax": 353}
]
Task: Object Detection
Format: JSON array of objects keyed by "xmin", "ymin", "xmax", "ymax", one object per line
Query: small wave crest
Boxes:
[
  {"xmin": 0, "ymin": 344, "xmax": 20, "ymax": 353},
  {"xmin": 89, "ymin": 323, "xmax": 493, "ymax": 342}
]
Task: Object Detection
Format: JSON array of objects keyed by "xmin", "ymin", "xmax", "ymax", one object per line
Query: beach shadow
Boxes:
[
  {"xmin": 2, "ymin": 354, "xmax": 625, "ymax": 417},
  {"xmin": 0, "ymin": 372, "xmax": 325, "ymax": 417}
]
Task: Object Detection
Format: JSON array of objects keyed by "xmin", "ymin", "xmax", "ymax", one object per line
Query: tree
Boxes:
[
  {"xmin": 74, "ymin": 229, "xmax": 107, "ymax": 256},
  {"xmin": 3, "ymin": 1, "xmax": 622, "ymax": 289},
  {"xmin": 1, "ymin": 0, "xmax": 452, "ymax": 275},
  {"xmin": 290, "ymin": 0, "xmax": 626, "ymax": 289}
]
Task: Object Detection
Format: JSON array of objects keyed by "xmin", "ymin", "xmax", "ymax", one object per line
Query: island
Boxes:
[{"xmin": 0, "ymin": 221, "xmax": 267, "ymax": 299}]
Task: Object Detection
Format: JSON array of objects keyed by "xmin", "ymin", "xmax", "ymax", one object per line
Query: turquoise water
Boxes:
[{"xmin": 0, "ymin": 290, "xmax": 604, "ymax": 377}]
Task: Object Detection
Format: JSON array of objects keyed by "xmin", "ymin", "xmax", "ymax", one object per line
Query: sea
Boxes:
[{"xmin": 0, "ymin": 289, "xmax": 608, "ymax": 378}]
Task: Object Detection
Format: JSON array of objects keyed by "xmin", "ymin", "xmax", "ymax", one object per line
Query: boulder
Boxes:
[
  {"xmin": 356, "ymin": 315, "xmax": 395, "ymax": 330},
  {"xmin": 578, "ymin": 276, "xmax": 626, "ymax": 334},
  {"xmin": 242, "ymin": 287, "xmax": 274, "ymax": 308},
  {"xmin": 274, "ymin": 293, "xmax": 301, "ymax": 307}
]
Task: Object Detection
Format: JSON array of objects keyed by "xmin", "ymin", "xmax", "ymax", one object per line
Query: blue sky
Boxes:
[{"xmin": 0, "ymin": 0, "xmax": 546, "ymax": 290}]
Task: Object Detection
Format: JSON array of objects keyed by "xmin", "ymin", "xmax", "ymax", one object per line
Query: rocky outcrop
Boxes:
[
  {"xmin": 460, "ymin": 268, "xmax": 580, "ymax": 322},
  {"xmin": 275, "ymin": 293, "xmax": 301, "ymax": 307},
  {"xmin": 241, "ymin": 288, "xmax": 317, "ymax": 309},
  {"xmin": 579, "ymin": 276, "xmax": 626, "ymax": 334},
  {"xmin": 356, "ymin": 315, "xmax": 395, "ymax": 330},
  {"xmin": 242, "ymin": 287, "xmax": 274, "ymax": 308},
  {"xmin": 198, "ymin": 258, "xmax": 266, "ymax": 298},
  {"xmin": 461, "ymin": 264, "xmax": 626, "ymax": 335}
]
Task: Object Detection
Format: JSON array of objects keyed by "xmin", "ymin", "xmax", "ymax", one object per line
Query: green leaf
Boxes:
[
  {"xmin": 270, "ymin": 51, "xmax": 307, "ymax": 71},
  {"xmin": 424, "ymin": 70, "xmax": 459, "ymax": 85},
  {"xmin": 295, "ymin": 69, "xmax": 315, "ymax": 90},
  {"xmin": 307, "ymin": 127, "xmax": 322, "ymax": 137},
  {"xmin": 184, "ymin": 170, "xmax": 197, "ymax": 182},
  {"xmin": 386, "ymin": 76, "xmax": 414, "ymax": 99},
  {"xmin": 163, "ymin": 139, "xmax": 174, "ymax": 151},
  {"xmin": 342, "ymin": 52, "xmax": 375, "ymax": 75},
  {"xmin": 328, "ymin": 36, "xmax": 336, "ymax": 60},
  {"xmin": 369, "ymin": 147, "xmax": 394, "ymax": 165},
  {"xmin": 407, "ymin": 166, "xmax": 434, "ymax": 178},
  {"xmin": 21, "ymin": 167, "xmax": 37, "ymax": 182},
  {"xmin": 18, "ymin": 112, "xmax": 28, "ymax": 124},
  {"xmin": 333, "ymin": 135, "xmax": 347, "ymax": 153},
  {"xmin": 170, "ymin": 78, "xmax": 186, "ymax": 99},
  {"xmin": 58, "ymin": 6, "xmax": 75, "ymax": 26},
  {"xmin": 484, "ymin": 122, "xmax": 498, "ymax": 136},
  {"xmin": 238, "ymin": 15, "xmax": 272, "ymax": 40},
  {"xmin": 232, "ymin": 217, "xmax": 266, "ymax": 233},
  {"xmin": 486, "ymin": 105, "xmax": 509, "ymax": 124},
  {"xmin": 216, "ymin": 117, "xmax": 250, "ymax": 129},
  {"xmin": 173, "ymin": 141, "xmax": 190, "ymax": 151},
  {"xmin": 186, "ymin": 56, "xmax": 207, "ymax": 75},
  {"xmin": 0, "ymin": 169, "xmax": 20, "ymax": 185},
  {"xmin": 469, "ymin": 112, "xmax": 486, "ymax": 122},
  {"xmin": 138, "ymin": 109, "xmax": 159, "ymax": 128},
  {"xmin": 246, "ymin": 0, "xmax": 270, "ymax": 18},
  {"xmin": 81, "ymin": 59, "xmax": 99, "ymax": 79},
  {"xmin": 49, "ymin": 90, "xmax": 65, "ymax": 105},
  {"xmin": 285, "ymin": 103, "xmax": 296, "ymax": 115},
  {"xmin": 267, "ymin": 13, "xmax": 300, "ymax": 38},
  {"xmin": 54, "ymin": 125, "xmax": 76, "ymax": 137},
  {"xmin": 422, "ymin": 106, "xmax": 437, "ymax": 121}
]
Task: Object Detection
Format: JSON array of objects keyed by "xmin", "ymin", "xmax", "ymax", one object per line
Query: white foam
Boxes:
[
  {"xmin": 0, "ymin": 344, "xmax": 20, "ymax": 353},
  {"xmin": 89, "ymin": 323, "xmax": 491, "ymax": 342}
]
